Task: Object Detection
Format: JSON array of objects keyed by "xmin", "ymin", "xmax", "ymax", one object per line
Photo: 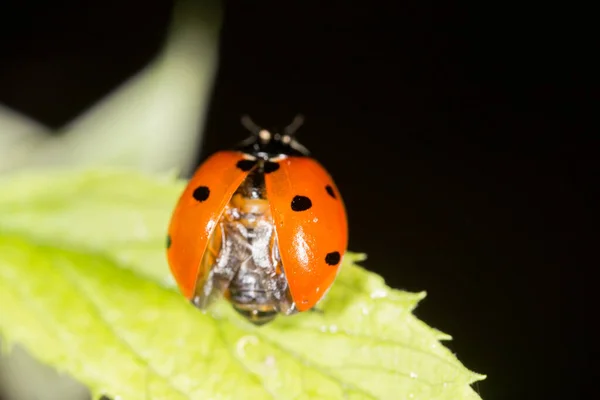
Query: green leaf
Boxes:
[{"xmin": 0, "ymin": 169, "xmax": 485, "ymax": 400}]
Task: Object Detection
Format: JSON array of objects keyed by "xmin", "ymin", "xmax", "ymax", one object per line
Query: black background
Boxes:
[{"xmin": 0, "ymin": 1, "xmax": 587, "ymax": 400}]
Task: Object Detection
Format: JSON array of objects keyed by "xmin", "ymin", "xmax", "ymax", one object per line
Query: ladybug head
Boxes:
[{"xmin": 234, "ymin": 114, "xmax": 310, "ymax": 159}]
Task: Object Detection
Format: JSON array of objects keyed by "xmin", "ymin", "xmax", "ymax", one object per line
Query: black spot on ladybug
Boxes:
[
  {"xmin": 263, "ymin": 161, "xmax": 280, "ymax": 174},
  {"xmin": 325, "ymin": 251, "xmax": 341, "ymax": 266},
  {"xmin": 236, "ymin": 159, "xmax": 257, "ymax": 172},
  {"xmin": 166, "ymin": 234, "xmax": 172, "ymax": 249},
  {"xmin": 291, "ymin": 195, "xmax": 312, "ymax": 212},
  {"xmin": 325, "ymin": 185, "xmax": 336, "ymax": 199},
  {"xmin": 193, "ymin": 186, "xmax": 210, "ymax": 202}
]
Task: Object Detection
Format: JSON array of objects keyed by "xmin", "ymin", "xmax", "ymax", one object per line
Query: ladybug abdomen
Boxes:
[{"xmin": 192, "ymin": 167, "xmax": 296, "ymax": 325}]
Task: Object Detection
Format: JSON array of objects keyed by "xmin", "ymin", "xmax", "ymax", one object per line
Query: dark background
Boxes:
[{"xmin": 0, "ymin": 1, "xmax": 586, "ymax": 400}]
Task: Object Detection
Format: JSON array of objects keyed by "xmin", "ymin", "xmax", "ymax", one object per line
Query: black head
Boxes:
[{"xmin": 233, "ymin": 115, "xmax": 310, "ymax": 159}]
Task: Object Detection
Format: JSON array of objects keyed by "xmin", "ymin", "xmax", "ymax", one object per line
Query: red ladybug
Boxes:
[{"xmin": 166, "ymin": 115, "xmax": 348, "ymax": 325}]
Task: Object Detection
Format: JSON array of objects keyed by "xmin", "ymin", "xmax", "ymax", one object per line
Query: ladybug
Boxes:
[{"xmin": 166, "ymin": 115, "xmax": 348, "ymax": 325}]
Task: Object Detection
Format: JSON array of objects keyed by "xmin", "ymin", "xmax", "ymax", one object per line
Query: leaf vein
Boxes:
[
  {"xmin": 55, "ymin": 255, "xmax": 192, "ymax": 400},
  {"xmin": 279, "ymin": 325, "xmax": 465, "ymax": 373}
]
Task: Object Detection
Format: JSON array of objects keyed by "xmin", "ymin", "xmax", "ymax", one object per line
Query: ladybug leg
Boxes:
[{"xmin": 308, "ymin": 307, "xmax": 324, "ymax": 314}]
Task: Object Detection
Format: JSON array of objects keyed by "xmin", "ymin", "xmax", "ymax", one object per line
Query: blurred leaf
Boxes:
[
  {"xmin": 0, "ymin": 105, "xmax": 49, "ymax": 173},
  {"xmin": 0, "ymin": 0, "xmax": 221, "ymax": 176},
  {"xmin": 0, "ymin": 343, "xmax": 89, "ymax": 400},
  {"xmin": 0, "ymin": 169, "xmax": 485, "ymax": 400}
]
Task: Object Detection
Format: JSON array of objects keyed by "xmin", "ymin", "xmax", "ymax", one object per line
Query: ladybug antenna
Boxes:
[
  {"xmin": 283, "ymin": 114, "xmax": 305, "ymax": 137},
  {"xmin": 241, "ymin": 114, "xmax": 273, "ymax": 145},
  {"xmin": 240, "ymin": 115, "xmax": 263, "ymax": 136}
]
